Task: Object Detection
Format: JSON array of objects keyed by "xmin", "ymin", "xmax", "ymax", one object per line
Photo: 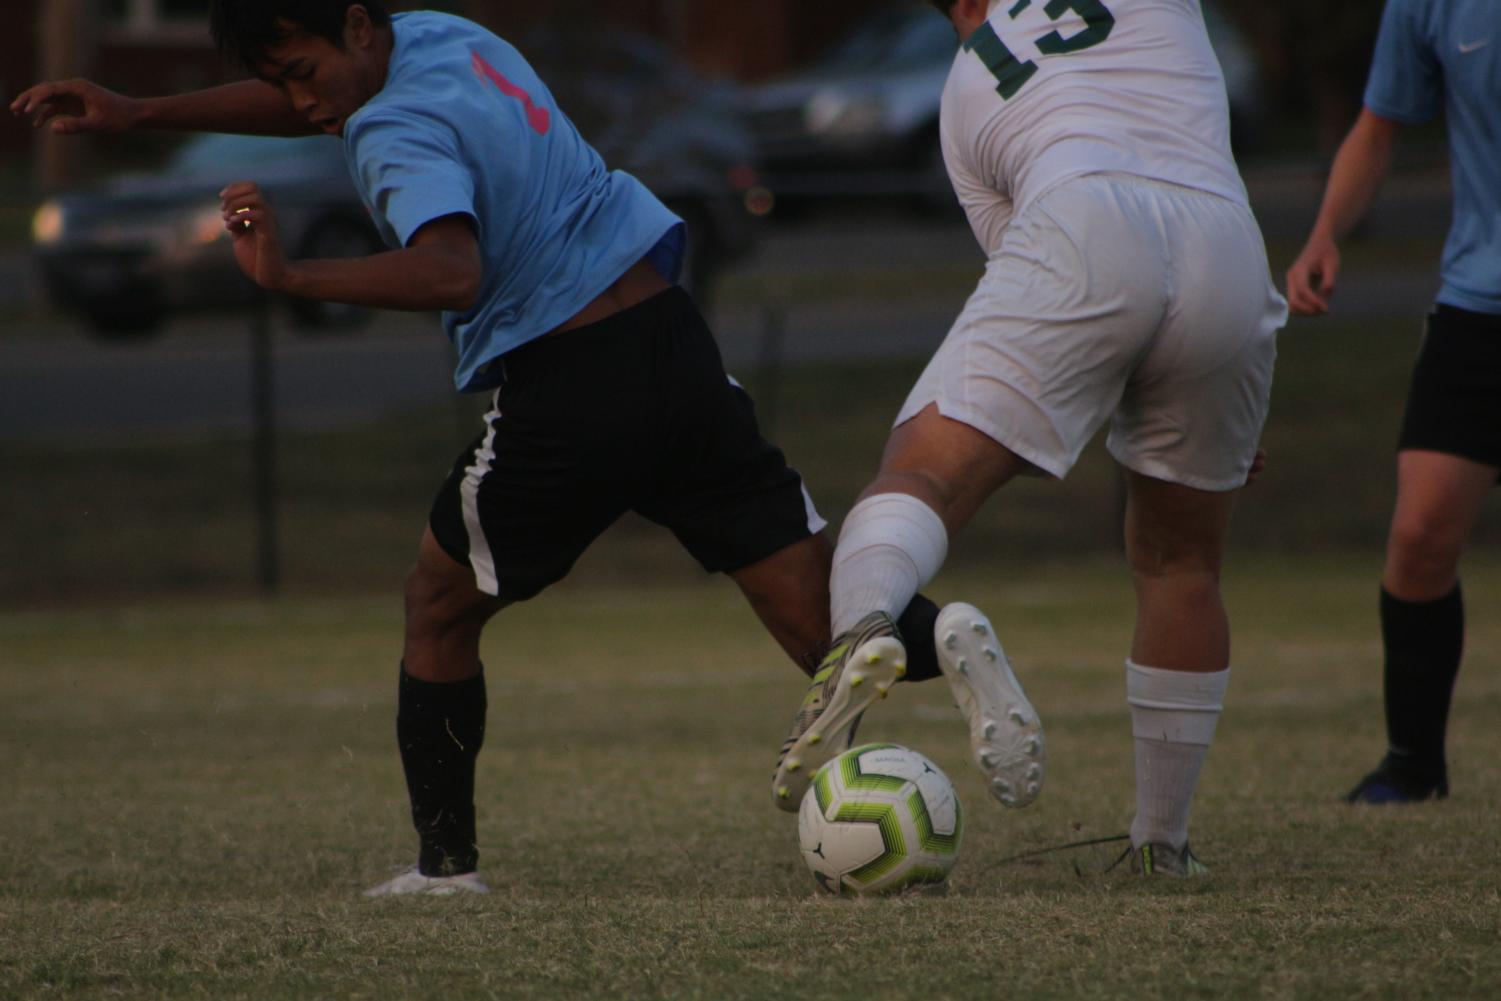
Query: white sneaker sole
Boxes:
[
  {"xmin": 935, "ymin": 602, "xmax": 1044, "ymax": 808},
  {"xmin": 362, "ymin": 869, "xmax": 490, "ymax": 897},
  {"xmin": 772, "ymin": 636, "xmax": 906, "ymax": 811}
]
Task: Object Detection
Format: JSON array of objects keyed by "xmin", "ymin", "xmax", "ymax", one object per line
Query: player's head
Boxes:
[{"xmin": 210, "ymin": 1, "xmax": 392, "ymax": 135}]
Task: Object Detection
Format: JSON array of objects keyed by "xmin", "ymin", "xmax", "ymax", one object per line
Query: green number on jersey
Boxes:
[
  {"xmin": 1036, "ymin": 0, "xmax": 1116, "ymax": 55},
  {"xmin": 965, "ymin": 23, "xmax": 1038, "ymax": 100},
  {"xmin": 967, "ymin": 0, "xmax": 1116, "ymax": 100}
]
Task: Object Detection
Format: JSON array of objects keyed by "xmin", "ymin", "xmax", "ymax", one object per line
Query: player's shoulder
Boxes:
[
  {"xmin": 391, "ymin": 8, "xmax": 493, "ymax": 40},
  {"xmin": 1378, "ymin": 0, "xmax": 1447, "ymax": 33}
]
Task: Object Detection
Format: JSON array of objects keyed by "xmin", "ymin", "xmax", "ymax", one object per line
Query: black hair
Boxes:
[
  {"xmin": 210, "ymin": 0, "xmax": 391, "ymax": 71},
  {"xmin": 928, "ymin": 0, "xmax": 958, "ymax": 13}
]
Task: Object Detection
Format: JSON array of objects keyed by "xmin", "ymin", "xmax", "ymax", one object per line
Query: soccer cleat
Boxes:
[
  {"xmin": 772, "ymin": 611, "xmax": 906, "ymax": 812},
  {"xmin": 1121, "ymin": 842, "xmax": 1210, "ymax": 878},
  {"xmin": 362, "ymin": 867, "xmax": 490, "ymax": 897},
  {"xmin": 1345, "ymin": 752, "xmax": 1449, "ymax": 804},
  {"xmin": 934, "ymin": 602, "xmax": 1044, "ymax": 808}
]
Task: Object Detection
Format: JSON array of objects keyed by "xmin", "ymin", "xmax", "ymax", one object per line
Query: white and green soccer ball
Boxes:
[{"xmin": 798, "ymin": 742, "xmax": 963, "ymax": 896}]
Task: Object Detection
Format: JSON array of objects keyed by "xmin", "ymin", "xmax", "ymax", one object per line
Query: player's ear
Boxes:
[{"xmin": 345, "ymin": 4, "xmax": 373, "ymax": 49}]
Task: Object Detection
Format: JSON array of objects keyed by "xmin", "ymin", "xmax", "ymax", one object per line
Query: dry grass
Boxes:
[{"xmin": 3, "ymin": 556, "xmax": 1499, "ymax": 1000}]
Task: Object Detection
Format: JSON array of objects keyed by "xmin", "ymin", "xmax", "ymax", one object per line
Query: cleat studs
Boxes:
[
  {"xmin": 1027, "ymin": 764, "xmax": 1043, "ymax": 780},
  {"xmin": 865, "ymin": 652, "xmax": 882, "ymax": 665},
  {"xmin": 992, "ymin": 778, "xmax": 1011, "ymax": 794},
  {"xmin": 957, "ymin": 658, "xmax": 969, "ymax": 674},
  {"xmin": 984, "ymin": 647, "xmax": 998, "ymax": 662},
  {"xmin": 1027, "ymin": 782, "xmax": 1040, "ymax": 797},
  {"xmin": 1008, "ymin": 709, "xmax": 1028, "ymax": 725},
  {"xmin": 1024, "ymin": 738, "xmax": 1041, "ymax": 755},
  {"xmin": 895, "ymin": 663, "xmax": 908, "ymax": 678},
  {"xmin": 777, "ymin": 786, "xmax": 790, "ymax": 799},
  {"xmin": 982, "ymin": 721, "xmax": 997, "ymax": 740},
  {"xmin": 979, "ymin": 751, "xmax": 999, "ymax": 769},
  {"xmin": 787, "ymin": 760, "xmax": 800, "ymax": 773},
  {"xmin": 972, "ymin": 622, "xmax": 988, "ymax": 636},
  {"xmin": 808, "ymin": 734, "xmax": 821, "ymax": 746},
  {"xmin": 943, "ymin": 632, "xmax": 958, "ymax": 650},
  {"xmin": 850, "ymin": 673, "xmax": 865, "ymax": 687}
]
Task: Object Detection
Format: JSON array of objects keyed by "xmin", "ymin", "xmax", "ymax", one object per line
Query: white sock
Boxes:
[
  {"xmin": 1125, "ymin": 660, "xmax": 1230, "ymax": 851},
  {"xmin": 829, "ymin": 493, "xmax": 948, "ymax": 635}
]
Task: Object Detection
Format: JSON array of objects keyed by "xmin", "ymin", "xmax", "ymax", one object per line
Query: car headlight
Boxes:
[
  {"xmin": 32, "ymin": 201, "xmax": 64, "ymax": 245},
  {"xmin": 805, "ymin": 89, "xmax": 885, "ymax": 138}
]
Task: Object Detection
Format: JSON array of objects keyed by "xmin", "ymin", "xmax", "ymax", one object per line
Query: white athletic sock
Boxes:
[
  {"xmin": 830, "ymin": 493, "xmax": 948, "ymax": 636},
  {"xmin": 1125, "ymin": 660, "xmax": 1230, "ymax": 852}
]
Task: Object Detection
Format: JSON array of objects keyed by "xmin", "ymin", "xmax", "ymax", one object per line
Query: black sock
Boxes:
[
  {"xmin": 896, "ymin": 592, "xmax": 942, "ymax": 682},
  {"xmin": 396, "ymin": 665, "xmax": 487, "ymax": 876},
  {"xmin": 1379, "ymin": 585, "xmax": 1463, "ymax": 779}
]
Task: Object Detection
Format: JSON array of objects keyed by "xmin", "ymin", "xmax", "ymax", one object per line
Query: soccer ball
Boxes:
[{"xmin": 798, "ymin": 742, "xmax": 963, "ymax": 896}]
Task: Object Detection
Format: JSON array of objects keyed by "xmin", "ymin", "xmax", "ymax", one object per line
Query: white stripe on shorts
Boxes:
[
  {"xmin": 728, "ymin": 371, "xmax": 827, "ymax": 534},
  {"xmin": 460, "ymin": 391, "xmax": 502, "ymax": 596}
]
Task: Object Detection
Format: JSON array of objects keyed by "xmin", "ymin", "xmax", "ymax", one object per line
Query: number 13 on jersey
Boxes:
[{"xmin": 966, "ymin": 0, "xmax": 1116, "ymax": 100}]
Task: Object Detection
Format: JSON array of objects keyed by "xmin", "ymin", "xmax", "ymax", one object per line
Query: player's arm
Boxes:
[
  {"xmin": 1285, "ymin": 109, "xmax": 1404, "ymax": 316},
  {"xmin": 221, "ymin": 182, "xmax": 481, "ymax": 312},
  {"xmin": 10, "ymin": 78, "xmax": 317, "ymax": 137}
]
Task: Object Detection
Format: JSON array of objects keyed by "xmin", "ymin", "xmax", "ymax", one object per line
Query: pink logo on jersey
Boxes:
[{"xmin": 471, "ymin": 50, "xmax": 551, "ymax": 135}]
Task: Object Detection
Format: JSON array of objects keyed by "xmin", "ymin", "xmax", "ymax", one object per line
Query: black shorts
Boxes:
[
  {"xmin": 428, "ymin": 287, "xmax": 826, "ymax": 601},
  {"xmin": 1398, "ymin": 304, "xmax": 1501, "ymax": 471}
]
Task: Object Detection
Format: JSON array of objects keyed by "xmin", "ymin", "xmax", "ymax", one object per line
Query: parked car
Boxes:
[
  {"xmin": 736, "ymin": 1, "xmax": 1267, "ymax": 208},
  {"xmin": 33, "ymin": 29, "xmax": 767, "ymax": 340},
  {"xmin": 32, "ymin": 132, "xmax": 382, "ymax": 339}
]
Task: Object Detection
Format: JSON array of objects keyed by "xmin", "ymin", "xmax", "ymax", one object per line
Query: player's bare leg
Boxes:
[
  {"xmin": 1383, "ymin": 450, "xmax": 1493, "ymax": 601},
  {"xmin": 730, "ymin": 532, "xmax": 834, "ymax": 676},
  {"xmin": 857, "ymin": 404, "xmax": 1033, "ymax": 538},
  {"xmin": 369, "ymin": 527, "xmax": 506, "ymax": 896},
  {"xmin": 1124, "ymin": 472, "xmax": 1235, "ymax": 673},
  {"xmin": 1121, "ymin": 471, "xmax": 1237, "ymax": 875},
  {"xmin": 1348, "ymin": 450, "xmax": 1495, "ymax": 804},
  {"xmin": 404, "ymin": 526, "xmax": 508, "ymax": 683}
]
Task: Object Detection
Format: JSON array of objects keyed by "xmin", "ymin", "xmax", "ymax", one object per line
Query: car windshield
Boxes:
[
  {"xmin": 166, "ymin": 134, "xmax": 344, "ymax": 177},
  {"xmin": 818, "ymin": 7, "xmax": 957, "ymax": 72}
]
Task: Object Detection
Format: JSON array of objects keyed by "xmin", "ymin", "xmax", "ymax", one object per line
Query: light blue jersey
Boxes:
[
  {"xmin": 344, "ymin": 12, "xmax": 685, "ymax": 391},
  {"xmin": 1366, "ymin": 0, "xmax": 1501, "ymax": 315}
]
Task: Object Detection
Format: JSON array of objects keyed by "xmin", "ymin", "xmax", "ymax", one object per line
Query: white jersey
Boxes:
[{"xmin": 940, "ymin": 0, "xmax": 1249, "ymax": 256}]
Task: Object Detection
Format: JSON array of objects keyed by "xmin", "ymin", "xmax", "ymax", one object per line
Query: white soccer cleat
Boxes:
[
  {"xmin": 935, "ymin": 602, "xmax": 1045, "ymax": 808},
  {"xmin": 772, "ymin": 611, "xmax": 907, "ymax": 811},
  {"xmin": 362, "ymin": 867, "xmax": 490, "ymax": 898}
]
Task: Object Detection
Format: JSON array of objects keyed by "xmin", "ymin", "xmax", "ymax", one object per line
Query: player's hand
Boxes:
[
  {"xmin": 220, "ymin": 182, "xmax": 289, "ymax": 292},
  {"xmin": 1285, "ymin": 234, "xmax": 1340, "ymax": 317},
  {"xmin": 9, "ymin": 79, "xmax": 141, "ymax": 135}
]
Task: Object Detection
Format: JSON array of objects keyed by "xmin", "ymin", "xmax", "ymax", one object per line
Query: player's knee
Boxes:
[
  {"xmin": 405, "ymin": 561, "xmax": 469, "ymax": 636},
  {"xmin": 1125, "ymin": 527, "xmax": 1224, "ymax": 582},
  {"xmin": 1130, "ymin": 561, "xmax": 1221, "ymax": 599},
  {"xmin": 1385, "ymin": 524, "xmax": 1462, "ymax": 595},
  {"xmin": 403, "ymin": 563, "xmax": 443, "ymax": 637},
  {"xmin": 1387, "ymin": 515, "xmax": 1465, "ymax": 578}
]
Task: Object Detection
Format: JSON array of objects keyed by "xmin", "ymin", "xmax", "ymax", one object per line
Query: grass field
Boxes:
[
  {"xmin": 3, "ymin": 556, "xmax": 1500, "ymax": 1000},
  {"xmin": 4, "ymin": 262, "xmax": 1501, "ymax": 997}
]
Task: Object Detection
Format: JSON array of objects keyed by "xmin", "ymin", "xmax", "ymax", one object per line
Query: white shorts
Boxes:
[{"xmin": 897, "ymin": 172, "xmax": 1286, "ymax": 491}]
